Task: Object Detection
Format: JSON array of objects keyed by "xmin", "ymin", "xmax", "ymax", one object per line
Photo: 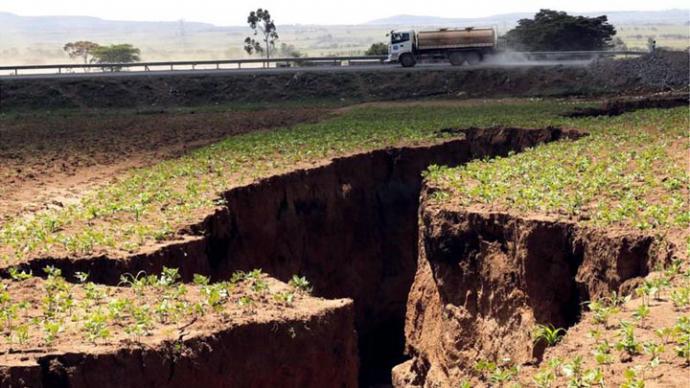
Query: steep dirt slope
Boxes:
[{"xmin": 392, "ymin": 188, "xmax": 674, "ymax": 387}]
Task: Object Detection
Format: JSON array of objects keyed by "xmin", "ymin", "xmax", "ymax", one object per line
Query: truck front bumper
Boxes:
[{"xmin": 385, "ymin": 53, "xmax": 399, "ymax": 64}]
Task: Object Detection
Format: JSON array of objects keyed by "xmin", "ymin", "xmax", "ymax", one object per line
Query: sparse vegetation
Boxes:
[
  {"xmin": 425, "ymin": 107, "xmax": 688, "ymax": 233},
  {"xmin": 0, "ymin": 267, "xmax": 310, "ymax": 348}
]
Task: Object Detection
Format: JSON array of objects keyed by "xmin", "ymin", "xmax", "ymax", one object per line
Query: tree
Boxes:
[
  {"xmin": 504, "ymin": 9, "xmax": 616, "ymax": 51},
  {"xmin": 365, "ymin": 42, "xmax": 388, "ymax": 56},
  {"xmin": 91, "ymin": 44, "xmax": 141, "ymax": 63},
  {"xmin": 278, "ymin": 43, "xmax": 303, "ymax": 58},
  {"xmin": 244, "ymin": 8, "xmax": 279, "ymax": 64},
  {"xmin": 63, "ymin": 41, "xmax": 100, "ymax": 64}
]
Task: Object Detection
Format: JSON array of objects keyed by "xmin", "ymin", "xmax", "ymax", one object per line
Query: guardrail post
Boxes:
[{"xmin": 216, "ymin": 63, "xmax": 220, "ymax": 70}]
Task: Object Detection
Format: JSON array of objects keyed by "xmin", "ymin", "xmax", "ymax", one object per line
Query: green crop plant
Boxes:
[
  {"xmin": 288, "ymin": 275, "xmax": 313, "ymax": 294},
  {"xmin": 642, "ymin": 341, "xmax": 665, "ymax": 367},
  {"xmin": 193, "ymin": 274, "xmax": 210, "ymax": 286},
  {"xmin": 0, "ymin": 288, "xmax": 17, "ymax": 331},
  {"xmin": 458, "ymin": 380, "xmax": 472, "ymax": 388},
  {"xmin": 158, "ymin": 267, "xmax": 181, "ymax": 287},
  {"xmin": 201, "ymin": 283, "xmax": 230, "ymax": 312},
  {"xmin": 107, "ymin": 298, "xmax": 128, "ymax": 321},
  {"xmin": 42, "ymin": 320, "xmax": 63, "ymax": 345},
  {"xmin": 632, "ymin": 304, "xmax": 651, "ymax": 326},
  {"xmin": 604, "ymin": 291, "xmax": 630, "ymax": 308},
  {"xmin": 620, "ymin": 368, "xmax": 645, "ymax": 388},
  {"xmin": 587, "ymin": 300, "xmax": 617, "ymax": 327},
  {"xmin": 273, "ymin": 291, "xmax": 295, "ymax": 306},
  {"xmin": 12, "ymin": 324, "xmax": 29, "ymax": 345},
  {"xmin": 560, "ymin": 356, "xmax": 605, "ymax": 388},
  {"xmin": 533, "ymin": 324, "xmax": 566, "ymax": 347},
  {"xmin": 593, "ymin": 340, "xmax": 612, "ymax": 365},
  {"xmin": 83, "ymin": 309, "xmax": 110, "ymax": 343},
  {"xmin": 674, "ymin": 317, "xmax": 690, "ymax": 365},
  {"xmin": 119, "ymin": 271, "xmax": 155, "ymax": 295},
  {"xmin": 7, "ymin": 267, "xmax": 32, "ymax": 281},
  {"xmin": 532, "ymin": 368, "xmax": 556, "ymax": 388},
  {"xmin": 670, "ymin": 287, "xmax": 690, "ymax": 310},
  {"xmin": 74, "ymin": 272, "xmax": 89, "ymax": 283},
  {"xmin": 616, "ymin": 321, "xmax": 642, "ymax": 356},
  {"xmin": 655, "ymin": 326, "xmax": 675, "ymax": 344},
  {"xmin": 489, "ymin": 365, "xmax": 519, "ymax": 385},
  {"xmin": 238, "ymin": 295, "xmax": 254, "ymax": 308},
  {"xmin": 635, "ymin": 281, "xmax": 658, "ymax": 306}
]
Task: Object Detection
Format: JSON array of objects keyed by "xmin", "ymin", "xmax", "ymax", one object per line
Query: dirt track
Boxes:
[{"xmin": 0, "ymin": 107, "xmax": 330, "ymax": 221}]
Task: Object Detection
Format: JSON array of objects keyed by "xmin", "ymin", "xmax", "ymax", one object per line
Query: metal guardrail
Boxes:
[
  {"xmin": 0, "ymin": 56, "xmax": 387, "ymax": 76},
  {"xmin": 0, "ymin": 51, "xmax": 647, "ymax": 77}
]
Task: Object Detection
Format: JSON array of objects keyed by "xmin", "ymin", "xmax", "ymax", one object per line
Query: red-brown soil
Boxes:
[
  {"xmin": 0, "ymin": 276, "xmax": 358, "ymax": 388},
  {"xmin": 391, "ymin": 186, "xmax": 685, "ymax": 387},
  {"xmin": 0, "ymin": 107, "xmax": 330, "ymax": 222}
]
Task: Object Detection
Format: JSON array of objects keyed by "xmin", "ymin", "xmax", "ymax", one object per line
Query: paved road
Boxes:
[{"xmin": 1, "ymin": 60, "xmax": 592, "ymax": 81}]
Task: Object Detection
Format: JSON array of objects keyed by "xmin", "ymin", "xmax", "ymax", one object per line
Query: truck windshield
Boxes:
[{"xmin": 391, "ymin": 32, "xmax": 410, "ymax": 44}]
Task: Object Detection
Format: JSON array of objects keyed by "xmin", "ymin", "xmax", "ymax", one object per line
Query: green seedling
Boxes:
[
  {"xmin": 633, "ymin": 304, "xmax": 650, "ymax": 326},
  {"xmin": 670, "ymin": 287, "xmax": 690, "ymax": 310},
  {"xmin": 533, "ymin": 324, "xmax": 566, "ymax": 347},
  {"xmin": 288, "ymin": 275, "xmax": 313, "ymax": 294},
  {"xmin": 616, "ymin": 321, "xmax": 642, "ymax": 356},
  {"xmin": 620, "ymin": 368, "xmax": 645, "ymax": 388},
  {"xmin": 273, "ymin": 291, "xmax": 295, "ymax": 306},
  {"xmin": 7, "ymin": 267, "xmax": 32, "ymax": 281},
  {"xmin": 83, "ymin": 309, "xmax": 110, "ymax": 343}
]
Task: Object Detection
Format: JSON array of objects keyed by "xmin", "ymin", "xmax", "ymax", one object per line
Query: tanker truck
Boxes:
[{"xmin": 386, "ymin": 27, "xmax": 497, "ymax": 67}]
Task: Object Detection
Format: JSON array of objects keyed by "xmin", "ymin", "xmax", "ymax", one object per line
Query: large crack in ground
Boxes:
[{"xmin": 4, "ymin": 127, "xmax": 576, "ymax": 386}]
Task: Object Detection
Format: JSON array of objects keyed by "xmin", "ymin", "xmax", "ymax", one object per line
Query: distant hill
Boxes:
[
  {"xmin": 0, "ymin": 12, "xmax": 225, "ymax": 34},
  {"xmin": 367, "ymin": 10, "xmax": 690, "ymax": 27}
]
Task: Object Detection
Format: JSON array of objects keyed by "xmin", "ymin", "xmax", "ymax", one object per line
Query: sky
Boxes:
[{"xmin": 1, "ymin": 0, "xmax": 688, "ymax": 25}]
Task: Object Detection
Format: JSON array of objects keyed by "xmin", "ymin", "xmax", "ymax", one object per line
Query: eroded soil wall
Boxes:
[
  {"xmin": 393, "ymin": 197, "xmax": 670, "ymax": 387},
  {"xmin": 1, "ymin": 302, "xmax": 357, "ymax": 388}
]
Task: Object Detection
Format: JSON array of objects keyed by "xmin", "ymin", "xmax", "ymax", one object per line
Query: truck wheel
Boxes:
[
  {"xmin": 400, "ymin": 54, "xmax": 416, "ymax": 68},
  {"xmin": 449, "ymin": 52, "xmax": 465, "ymax": 66},
  {"xmin": 466, "ymin": 52, "xmax": 481, "ymax": 65}
]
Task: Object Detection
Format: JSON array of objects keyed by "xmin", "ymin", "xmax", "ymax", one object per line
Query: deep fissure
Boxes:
[
  {"xmin": 195, "ymin": 127, "xmax": 580, "ymax": 385},
  {"xmin": 5, "ymin": 127, "xmax": 587, "ymax": 386}
]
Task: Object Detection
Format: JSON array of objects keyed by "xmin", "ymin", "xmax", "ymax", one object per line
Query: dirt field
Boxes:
[{"xmin": 0, "ymin": 106, "xmax": 331, "ymax": 222}]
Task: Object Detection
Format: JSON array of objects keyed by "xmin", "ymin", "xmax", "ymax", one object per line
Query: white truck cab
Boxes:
[{"xmin": 387, "ymin": 31, "xmax": 414, "ymax": 64}]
